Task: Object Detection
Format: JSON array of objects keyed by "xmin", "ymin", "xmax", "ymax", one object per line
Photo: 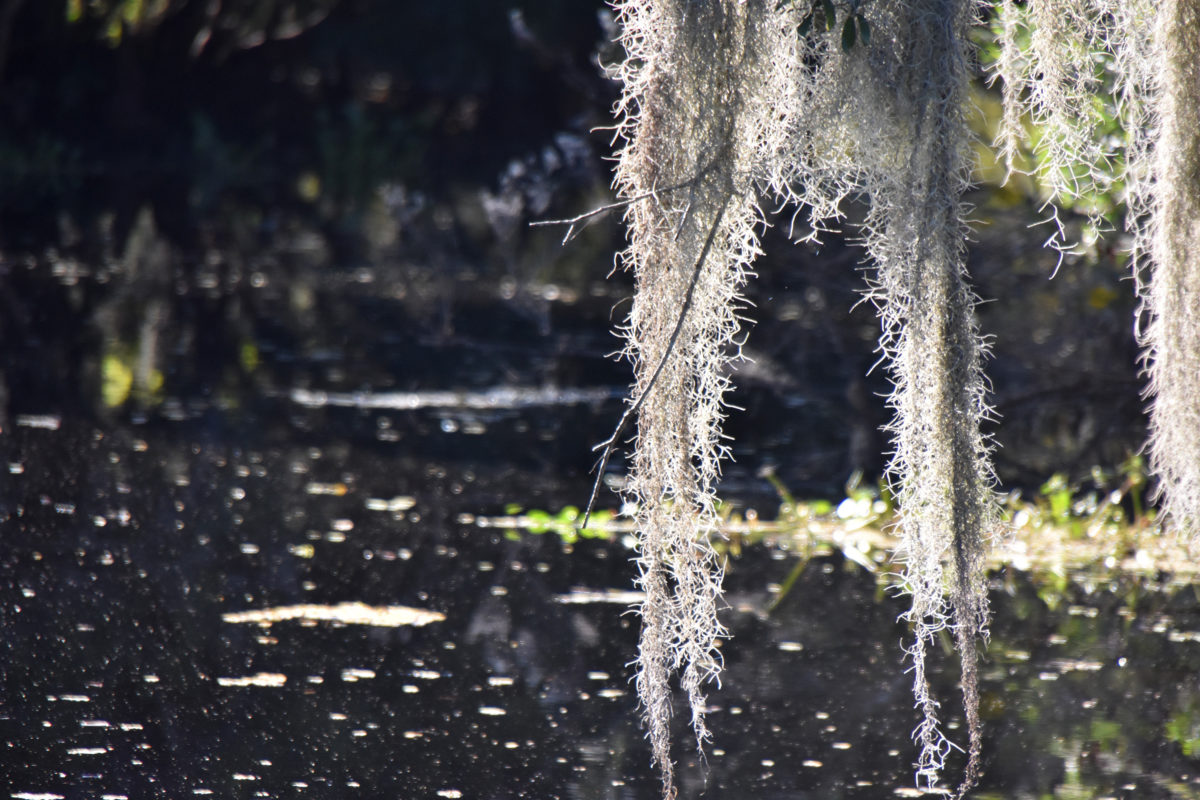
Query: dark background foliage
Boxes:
[{"xmin": 0, "ymin": 0, "xmax": 1146, "ymax": 500}]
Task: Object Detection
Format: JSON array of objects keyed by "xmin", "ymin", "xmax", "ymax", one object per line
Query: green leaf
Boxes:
[
  {"xmin": 820, "ymin": 0, "xmax": 836, "ymax": 31},
  {"xmin": 841, "ymin": 15, "xmax": 856, "ymax": 50},
  {"xmin": 857, "ymin": 14, "xmax": 870, "ymax": 45}
]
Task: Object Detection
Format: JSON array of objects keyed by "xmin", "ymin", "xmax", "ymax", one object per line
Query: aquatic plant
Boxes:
[{"xmin": 559, "ymin": 0, "xmax": 1200, "ymax": 795}]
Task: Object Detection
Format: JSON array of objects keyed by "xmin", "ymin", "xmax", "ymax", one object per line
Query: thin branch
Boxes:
[
  {"xmin": 581, "ymin": 190, "xmax": 736, "ymax": 529},
  {"xmin": 530, "ymin": 159, "xmax": 720, "ymax": 244}
]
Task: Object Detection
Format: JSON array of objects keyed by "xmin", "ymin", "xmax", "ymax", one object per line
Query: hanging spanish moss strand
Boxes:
[
  {"xmin": 857, "ymin": 1, "xmax": 998, "ymax": 793},
  {"xmin": 609, "ymin": 1, "xmax": 796, "ymax": 794},
  {"xmin": 1136, "ymin": 0, "xmax": 1200, "ymax": 538},
  {"xmin": 758, "ymin": 0, "xmax": 998, "ymax": 791},
  {"xmin": 990, "ymin": 0, "xmax": 1119, "ymax": 249},
  {"xmin": 992, "ymin": 0, "xmax": 1200, "ymax": 537}
]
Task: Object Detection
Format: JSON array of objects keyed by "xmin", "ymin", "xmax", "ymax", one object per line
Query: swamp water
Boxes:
[{"xmin": 3, "ymin": 264, "xmax": 1200, "ymax": 800}]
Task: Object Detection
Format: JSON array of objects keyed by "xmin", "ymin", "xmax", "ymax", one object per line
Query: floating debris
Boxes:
[
  {"xmin": 15, "ymin": 414, "xmax": 62, "ymax": 431},
  {"xmin": 217, "ymin": 673, "xmax": 287, "ymax": 688},
  {"xmin": 291, "ymin": 385, "xmax": 620, "ymax": 411},
  {"xmin": 553, "ymin": 588, "xmax": 646, "ymax": 605},
  {"xmin": 222, "ymin": 602, "xmax": 446, "ymax": 628}
]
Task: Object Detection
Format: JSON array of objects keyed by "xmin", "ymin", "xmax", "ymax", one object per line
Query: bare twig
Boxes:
[
  {"xmin": 581, "ymin": 191, "xmax": 736, "ymax": 529},
  {"xmin": 530, "ymin": 160, "xmax": 719, "ymax": 244}
]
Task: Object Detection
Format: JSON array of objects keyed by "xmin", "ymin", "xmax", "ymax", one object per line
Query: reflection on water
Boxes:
[
  {"xmin": 5, "ymin": 412, "xmax": 1200, "ymax": 800},
  {"xmin": 291, "ymin": 385, "xmax": 622, "ymax": 411},
  {"xmin": 222, "ymin": 602, "xmax": 446, "ymax": 627},
  {"xmin": 0, "ymin": 259, "xmax": 1196, "ymax": 800}
]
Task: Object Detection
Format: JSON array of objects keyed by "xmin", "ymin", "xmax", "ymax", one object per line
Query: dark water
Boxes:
[{"xmin": 2, "ymin": 263, "xmax": 1199, "ymax": 800}]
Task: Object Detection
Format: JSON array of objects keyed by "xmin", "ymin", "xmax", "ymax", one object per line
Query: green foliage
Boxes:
[
  {"xmin": 498, "ymin": 504, "xmax": 614, "ymax": 544},
  {"xmin": 795, "ymin": 0, "xmax": 872, "ymax": 50},
  {"xmin": 65, "ymin": 0, "xmax": 175, "ymax": 46}
]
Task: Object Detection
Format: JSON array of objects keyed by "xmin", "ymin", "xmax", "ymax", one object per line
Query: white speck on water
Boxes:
[
  {"xmin": 329, "ymin": 713, "xmax": 348, "ymax": 721},
  {"xmin": 478, "ymin": 706, "xmax": 506, "ymax": 716},
  {"xmin": 587, "ymin": 671, "xmax": 610, "ymax": 681},
  {"xmin": 143, "ymin": 675, "xmax": 160, "ymax": 683},
  {"xmin": 761, "ymin": 759, "xmax": 775, "ymax": 767},
  {"xmin": 231, "ymin": 774, "xmax": 259, "ymax": 781},
  {"xmin": 779, "ymin": 641, "xmax": 803, "ymax": 652},
  {"xmin": 413, "ymin": 670, "xmax": 441, "ymax": 680},
  {"xmin": 79, "ymin": 720, "xmax": 110, "ymax": 728},
  {"xmin": 12, "ymin": 793, "xmax": 66, "ymax": 799},
  {"xmin": 332, "ymin": 519, "xmax": 354, "ymax": 532},
  {"xmin": 402, "ymin": 685, "xmax": 419, "ymax": 693},
  {"xmin": 436, "ymin": 790, "xmax": 463, "ymax": 799},
  {"xmin": 366, "ymin": 496, "xmax": 416, "ymax": 512},
  {"xmin": 341, "ymin": 668, "xmax": 376, "ymax": 682},
  {"xmin": 239, "ymin": 543, "xmax": 260, "ymax": 555},
  {"xmin": 16, "ymin": 414, "xmax": 62, "ymax": 430},
  {"xmin": 59, "ymin": 694, "xmax": 90, "ymax": 702},
  {"xmin": 230, "ymin": 487, "xmax": 246, "ymax": 500},
  {"xmin": 803, "ymin": 760, "xmax": 823, "ymax": 768},
  {"xmin": 67, "ymin": 747, "xmax": 108, "ymax": 755},
  {"xmin": 119, "ymin": 723, "xmax": 143, "ymax": 731},
  {"xmin": 486, "ymin": 676, "xmax": 512, "ymax": 686},
  {"xmin": 217, "ymin": 673, "xmax": 286, "ymax": 687}
]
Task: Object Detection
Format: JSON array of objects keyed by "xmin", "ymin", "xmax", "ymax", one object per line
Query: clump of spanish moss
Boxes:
[
  {"xmin": 1135, "ymin": 0, "xmax": 1200, "ymax": 537},
  {"xmin": 991, "ymin": 0, "xmax": 1117, "ymax": 233},
  {"xmin": 990, "ymin": 0, "xmax": 1200, "ymax": 538},
  {"xmin": 605, "ymin": 0, "xmax": 1000, "ymax": 795},
  {"xmin": 770, "ymin": 0, "xmax": 998, "ymax": 792},
  {"xmin": 608, "ymin": 0, "xmax": 796, "ymax": 794},
  {"xmin": 859, "ymin": 3, "xmax": 998, "ymax": 790}
]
